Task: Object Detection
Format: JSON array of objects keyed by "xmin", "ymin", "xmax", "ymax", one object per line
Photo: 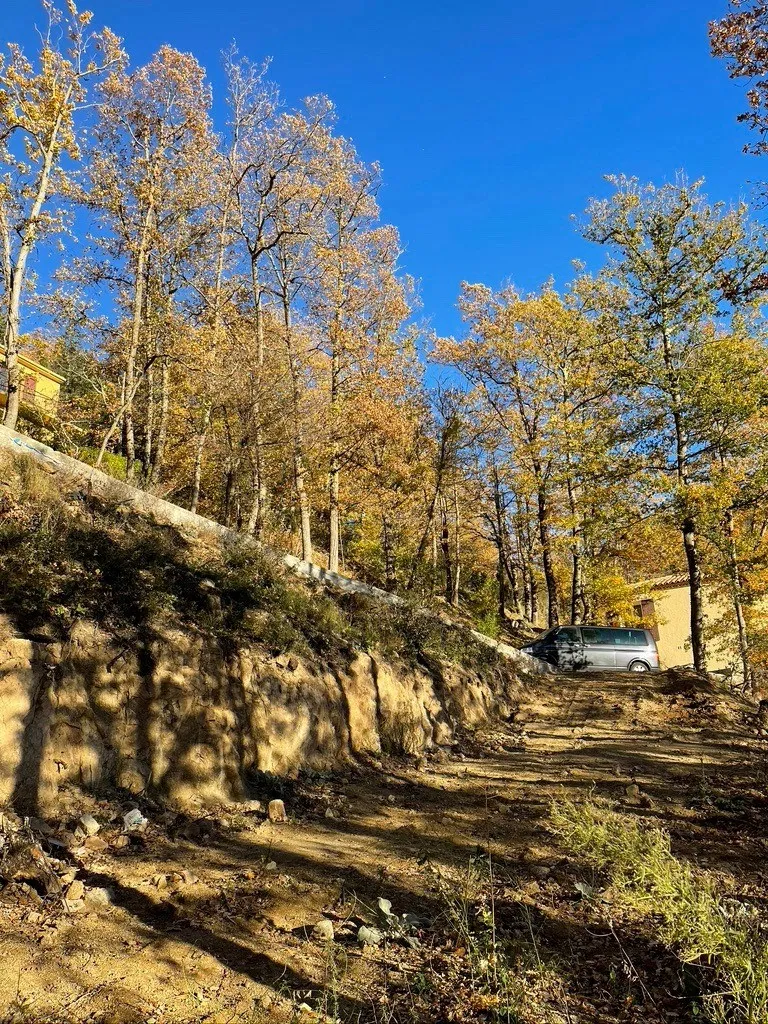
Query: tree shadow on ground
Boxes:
[{"xmin": 84, "ymin": 869, "xmax": 367, "ymax": 1020}]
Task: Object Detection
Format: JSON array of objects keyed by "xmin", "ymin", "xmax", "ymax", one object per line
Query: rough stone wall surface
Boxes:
[{"xmin": 0, "ymin": 623, "xmax": 520, "ymax": 815}]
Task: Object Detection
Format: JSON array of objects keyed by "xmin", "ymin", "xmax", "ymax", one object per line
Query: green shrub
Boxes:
[{"xmin": 78, "ymin": 447, "xmax": 128, "ymax": 480}]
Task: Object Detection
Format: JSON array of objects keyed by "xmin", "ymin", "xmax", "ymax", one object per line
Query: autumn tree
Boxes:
[
  {"xmin": 711, "ymin": 1, "xmax": 768, "ymax": 157},
  {"xmin": 84, "ymin": 46, "xmax": 217, "ymax": 479},
  {"xmin": 440, "ymin": 285, "xmax": 614, "ymax": 627},
  {"xmin": 309, "ymin": 137, "xmax": 382, "ymax": 573},
  {"xmin": 684, "ymin": 324, "xmax": 768, "ymax": 688},
  {"xmin": 342, "ymin": 340, "xmax": 427, "ymax": 591},
  {"xmin": 231, "ymin": 67, "xmax": 334, "ymax": 539},
  {"xmin": 0, "ymin": 1, "xmax": 122, "ymax": 429},
  {"xmin": 584, "ymin": 175, "xmax": 768, "ymax": 672}
]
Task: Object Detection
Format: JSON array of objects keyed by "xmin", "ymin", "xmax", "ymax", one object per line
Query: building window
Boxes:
[{"xmin": 634, "ymin": 598, "xmax": 660, "ymax": 641}]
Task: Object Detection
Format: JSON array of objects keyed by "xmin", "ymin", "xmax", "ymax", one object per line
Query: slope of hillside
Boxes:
[
  {"xmin": 1, "ymin": 439, "xmax": 766, "ymax": 1024},
  {"xmin": 0, "ymin": 444, "xmax": 533, "ymax": 815}
]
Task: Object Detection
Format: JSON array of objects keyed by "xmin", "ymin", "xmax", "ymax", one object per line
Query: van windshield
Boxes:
[{"xmin": 538, "ymin": 627, "xmax": 580, "ymax": 644}]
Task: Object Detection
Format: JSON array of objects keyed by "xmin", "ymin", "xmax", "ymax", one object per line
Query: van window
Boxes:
[
  {"xmin": 614, "ymin": 629, "xmax": 647, "ymax": 646},
  {"xmin": 554, "ymin": 627, "xmax": 580, "ymax": 644},
  {"xmin": 581, "ymin": 628, "xmax": 646, "ymax": 646},
  {"xmin": 581, "ymin": 627, "xmax": 614, "ymax": 645}
]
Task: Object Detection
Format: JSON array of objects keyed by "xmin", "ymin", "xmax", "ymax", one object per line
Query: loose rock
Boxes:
[
  {"xmin": 78, "ymin": 814, "xmax": 100, "ymax": 837},
  {"xmin": 123, "ymin": 808, "xmax": 148, "ymax": 830},
  {"xmin": 66, "ymin": 880, "xmax": 85, "ymax": 902},
  {"xmin": 312, "ymin": 918, "xmax": 335, "ymax": 942},
  {"xmin": 83, "ymin": 836, "xmax": 108, "ymax": 853},
  {"xmin": 268, "ymin": 800, "xmax": 287, "ymax": 823},
  {"xmin": 86, "ymin": 887, "xmax": 112, "ymax": 906}
]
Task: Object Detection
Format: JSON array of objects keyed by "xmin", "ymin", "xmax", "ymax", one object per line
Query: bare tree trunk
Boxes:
[
  {"xmin": 535, "ymin": 479, "xmax": 559, "ymax": 627},
  {"xmin": 328, "ymin": 340, "xmax": 341, "ymax": 573},
  {"xmin": 529, "ymin": 569, "xmax": 539, "ymax": 626},
  {"xmin": 506, "ymin": 558, "xmax": 523, "ymax": 621},
  {"xmin": 725, "ymin": 509, "xmax": 753, "ymax": 691},
  {"xmin": 149, "ymin": 357, "xmax": 169, "ymax": 485},
  {"xmin": 281, "ymin": 296, "xmax": 313, "ymax": 562},
  {"xmin": 382, "ymin": 515, "xmax": 397, "ymax": 591},
  {"xmin": 96, "ymin": 356, "xmax": 158, "ymax": 469},
  {"xmin": 517, "ymin": 497, "xmax": 536, "ymax": 625},
  {"xmin": 565, "ymin": 475, "xmax": 586, "ymax": 623},
  {"xmin": 245, "ymin": 442, "xmax": 264, "ymax": 538},
  {"xmin": 124, "ymin": 205, "xmax": 154, "ymax": 479},
  {"xmin": 189, "ymin": 406, "xmax": 211, "ymax": 514},
  {"xmin": 451, "ymin": 479, "xmax": 461, "ymax": 607},
  {"xmin": 223, "ymin": 459, "xmax": 235, "ymax": 526},
  {"xmin": 521, "ymin": 564, "xmax": 532, "ymax": 624},
  {"xmin": 682, "ymin": 518, "xmax": 706, "ymax": 672},
  {"xmin": 496, "ymin": 538, "xmax": 507, "ymax": 623},
  {"xmin": 295, "ymin": 452, "xmax": 313, "ymax": 563},
  {"xmin": 440, "ymin": 495, "xmax": 453, "ymax": 604},
  {"xmin": 143, "ymin": 361, "xmax": 155, "ymax": 475},
  {"xmin": 191, "ymin": 196, "xmax": 231, "ymax": 514},
  {"xmin": 329, "ymin": 452, "xmax": 340, "ymax": 572},
  {"xmin": 571, "ymin": 549, "xmax": 585, "ymax": 624},
  {"xmin": 662, "ymin": 327, "xmax": 706, "ymax": 673},
  {"xmin": 246, "ymin": 258, "xmax": 268, "ymax": 540},
  {"xmin": 492, "ymin": 471, "xmax": 507, "ymax": 622},
  {"xmin": 2, "ymin": 90, "xmax": 72, "ymax": 429},
  {"xmin": 492, "ymin": 466, "xmax": 524, "ymax": 622},
  {"xmin": 407, "ymin": 420, "xmax": 453, "ymax": 591}
]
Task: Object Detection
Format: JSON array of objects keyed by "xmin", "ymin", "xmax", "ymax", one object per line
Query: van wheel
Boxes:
[{"xmin": 629, "ymin": 660, "xmax": 650, "ymax": 673}]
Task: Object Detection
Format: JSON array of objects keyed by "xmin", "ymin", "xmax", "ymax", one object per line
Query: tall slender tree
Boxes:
[
  {"xmin": 584, "ymin": 176, "xmax": 768, "ymax": 672},
  {"xmin": 0, "ymin": 1, "xmax": 122, "ymax": 428}
]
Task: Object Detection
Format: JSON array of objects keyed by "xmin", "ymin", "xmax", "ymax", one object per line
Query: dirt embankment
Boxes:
[
  {"xmin": 0, "ymin": 624, "xmax": 518, "ymax": 815},
  {"xmin": 0, "ymin": 448, "xmax": 525, "ymax": 816}
]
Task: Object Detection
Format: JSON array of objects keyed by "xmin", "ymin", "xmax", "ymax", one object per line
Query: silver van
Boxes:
[{"xmin": 521, "ymin": 625, "xmax": 660, "ymax": 673}]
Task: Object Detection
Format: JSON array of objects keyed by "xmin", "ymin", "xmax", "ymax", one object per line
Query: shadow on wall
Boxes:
[
  {"xmin": 0, "ymin": 456, "xmax": 520, "ymax": 815},
  {"xmin": 0, "ymin": 623, "xmax": 517, "ymax": 817}
]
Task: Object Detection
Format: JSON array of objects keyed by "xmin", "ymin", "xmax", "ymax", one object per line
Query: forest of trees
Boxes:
[{"xmin": 4, "ymin": 1, "xmax": 768, "ymax": 686}]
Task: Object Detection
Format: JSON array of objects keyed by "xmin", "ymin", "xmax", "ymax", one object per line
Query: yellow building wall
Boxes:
[
  {"xmin": 646, "ymin": 585, "xmax": 734, "ymax": 673},
  {"xmin": 18, "ymin": 355, "xmax": 63, "ymax": 408}
]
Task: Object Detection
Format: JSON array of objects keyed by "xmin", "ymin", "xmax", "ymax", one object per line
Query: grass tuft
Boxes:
[{"xmin": 550, "ymin": 798, "xmax": 768, "ymax": 1023}]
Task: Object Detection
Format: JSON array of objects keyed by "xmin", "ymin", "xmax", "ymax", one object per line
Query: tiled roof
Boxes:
[{"xmin": 634, "ymin": 573, "xmax": 690, "ymax": 592}]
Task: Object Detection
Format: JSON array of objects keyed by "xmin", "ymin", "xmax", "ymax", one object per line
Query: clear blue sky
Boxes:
[{"xmin": 3, "ymin": 0, "xmax": 758, "ymax": 337}]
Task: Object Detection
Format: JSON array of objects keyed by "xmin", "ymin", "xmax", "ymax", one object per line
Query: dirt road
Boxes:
[{"xmin": 1, "ymin": 670, "xmax": 765, "ymax": 1024}]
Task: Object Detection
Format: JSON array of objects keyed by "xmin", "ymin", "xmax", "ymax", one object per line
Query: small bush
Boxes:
[
  {"xmin": 550, "ymin": 799, "xmax": 768, "ymax": 1023},
  {"xmin": 78, "ymin": 447, "xmax": 128, "ymax": 480}
]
